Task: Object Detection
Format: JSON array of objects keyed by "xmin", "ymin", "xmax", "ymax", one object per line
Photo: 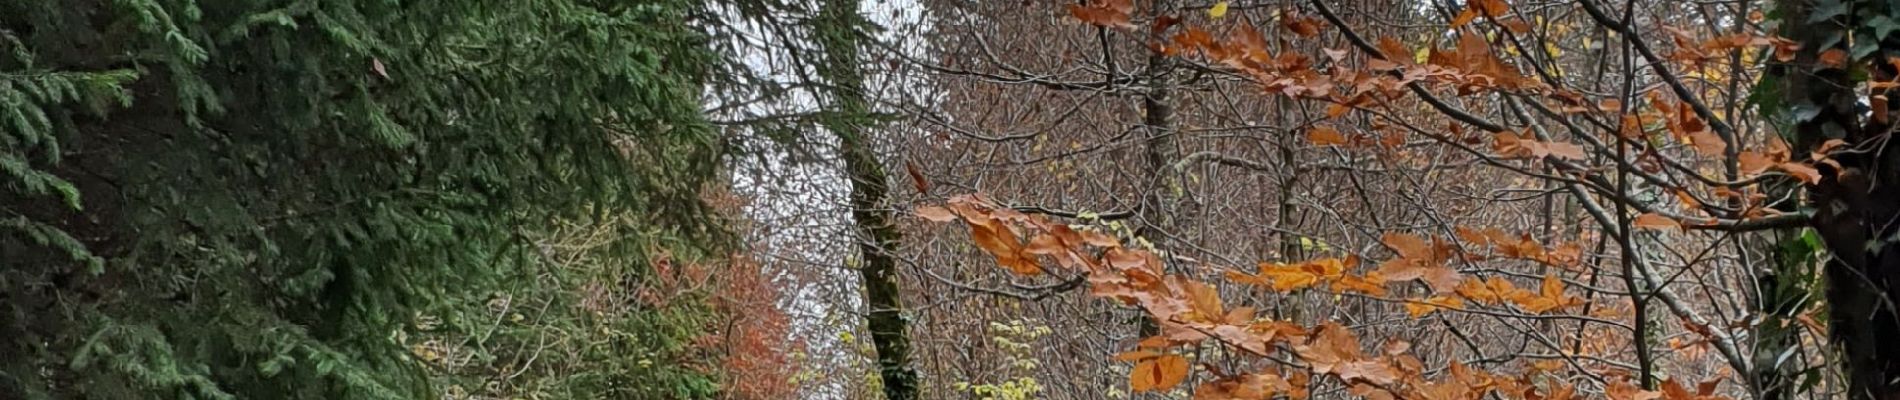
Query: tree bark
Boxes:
[
  {"xmin": 816, "ymin": 1, "xmax": 917, "ymax": 398},
  {"xmin": 1131, "ymin": 0, "xmax": 1179, "ymax": 339}
]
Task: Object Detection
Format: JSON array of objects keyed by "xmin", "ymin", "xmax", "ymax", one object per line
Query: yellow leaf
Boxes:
[{"xmin": 1208, "ymin": 1, "xmax": 1229, "ymax": 18}]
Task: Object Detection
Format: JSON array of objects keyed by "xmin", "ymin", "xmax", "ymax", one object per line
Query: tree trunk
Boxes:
[
  {"xmin": 1774, "ymin": 1, "xmax": 1900, "ymax": 398},
  {"xmin": 1132, "ymin": 0, "xmax": 1178, "ymax": 339},
  {"xmin": 815, "ymin": 1, "xmax": 918, "ymax": 398}
]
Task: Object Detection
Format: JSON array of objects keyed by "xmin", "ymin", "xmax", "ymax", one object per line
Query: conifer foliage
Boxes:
[{"xmin": 1, "ymin": 0, "xmax": 734, "ymax": 398}]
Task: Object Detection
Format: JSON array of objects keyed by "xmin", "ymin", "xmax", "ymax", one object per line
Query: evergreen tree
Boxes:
[{"xmin": 1, "ymin": 1, "xmax": 734, "ymax": 398}]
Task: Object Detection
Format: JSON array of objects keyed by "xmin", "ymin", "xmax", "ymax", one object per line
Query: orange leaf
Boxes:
[
  {"xmin": 1633, "ymin": 213, "xmax": 1681, "ymax": 231},
  {"xmin": 1259, "ymin": 263, "xmax": 1321, "ymax": 292},
  {"xmin": 1131, "ymin": 354, "xmax": 1190, "ymax": 392},
  {"xmin": 1421, "ymin": 266, "xmax": 1463, "ymax": 294},
  {"xmin": 1450, "ymin": 8, "xmax": 1480, "ymax": 28},
  {"xmin": 1820, "ymin": 49, "xmax": 1848, "ymax": 68},
  {"xmin": 1377, "ymin": 36, "xmax": 1413, "ymax": 63},
  {"xmin": 1284, "ymin": 13, "xmax": 1322, "ymax": 37},
  {"xmin": 1405, "ymin": 296, "xmax": 1463, "ymax": 317},
  {"xmin": 1081, "ymin": 230, "xmax": 1120, "ymax": 247},
  {"xmin": 1115, "ymin": 350, "xmax": 1162, "ymax": 362},
  {"xmin": 1024, "ymin": 233, "xmax": 1065, "ymax": 256},
  {"xmin": 1608, "ymin": 379, "xmax": 1662, "ymax": 400},
  {"xmin": 1381, "ymin": 232, "xmax": 1431, "ymax": 259},
  {"xmin": 1738, "ymin": 151, "xmax": 1773, "ymax": 175},
  {"xmin": 1686, "ymin": 130, "xmax": 1726, "ymax": 155},
  {"xmin": 1325, "ymin": 102, "xmax": 1353, "ymax": 118},
  {"xmin": 1661, "ymin": 379, "xmax": 1694, "ymax": 400},
  {"xmin": 1223, "ymin": 306, "xmax": 1257, "ymax": 325},
  {"xmin": 1540, "ymin": 273, "xmax": 1565, "ymax": 299},
  {"xmin": 1067, "ymin": 4, "xmax": 1133, "ymax": 29},
  {"xmin": 1186, "ymin": 281, "xmax": 1225, "ymax": 322},
  {"xmin": 1473, "ymin": 0, "xmax": 1510, "ymax": 16},
  {"xmin": 1296, "ymin": 323, "xmax": 1362, "ymax": 374},
  {"xmin": 1334, "ymin": 273, "xmax": 1389, "ymax": 297},
  {"xmin": 1307, "ymin": 126, "xmax": 1350, "ymax": 146},
  {"xmin": 1777, "ymin": 162, "xmax": 1822, "ymax": 184}
]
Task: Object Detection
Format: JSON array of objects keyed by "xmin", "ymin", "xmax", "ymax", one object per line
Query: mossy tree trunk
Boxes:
[{"xmin": 815, "ymin": 0, "xmax": 917, "ymax": 398}]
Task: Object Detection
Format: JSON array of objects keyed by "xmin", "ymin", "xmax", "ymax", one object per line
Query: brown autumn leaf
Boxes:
[
  {"xmin": 1105, "ymin": 247, "xmax": 1149, "ymax": 270},
  {"xmin": 1152, "ymin": 15, "xmax": 1181, "ymax": 34},
  {"xmin": 1696, "ymin": 378, "xmax": 1723, "ymax": 396},
  {"xmin": 1115, "ymin": 350, "xmax": 1162, "ymax": 362},
  {"xmin": 1738, "ymin": 151, "xmax": 1773, "ymax": 175},
  {"xmin": 1877, "ymin": 95, "xmax": 1892, "ymax": 124},
  {"xmin": 1257, "ymin": 263, "xmax": 1321, "ymax": 292},
  {"xmin": 1539, "ymin": 273, "xmax": 1566, "ymax": 298},
  {"xmin": 1511, "ymin": 273, "xmax": 1576, "ymax": 313},
  {"xmin": 1381, "ymin": 338, "xmax": 1411, "ymax": 356},
  {"xmin": 1687, "ymin": 130, "xmax": 1726, "ymax": 155},
  {"xmin": 1336, "ymin": 361, "xmax": 1399, "ymax": 385},
  {"xmin": 1197, "ymin": 374, "xmax": 1283, "ymax": 399},
  {"xmin": 1186, "ymin": 280, "xmax": 1225, "ymax": 322},
  {"xmin": 969, "ymin": 221, "xmax": 1041, "ymax": 275},
  {"xmin": 1633, "ymin": 213, "xmax": 1681, "ymax": 231},
  {"xmin": 1325, "ymin": 102, "xmax": 1353, "ymax": 118},
  {"xmin": 1067, "ymin": 3, "xmax": 1133, "ymax": 29},
  {"xmin": 915, "ymin": 206, "xmax": 956, "ymax": 222},
  {"xmin": 1377, "ymin": 36, "xmax": 1413, "ymax": 63},
  {"xmin": 1081, "ymin": 229, "xmax": 1120, "ymax": 247},
  {"xmin": 1024, "ymin": 233, "xmax": 1065, "ymax": 256},
  {"xmin": 1660, "ymin": 379, "xmax": 1695, "ymax": 400},
  {"xmin": 1284, "ymin": 13, "xmax": 1322, "ymax": 37},
  {"xmin": 1334, "ymin": 273, "xmax": 1389, "ymax": 297},
  {"xmin": 1500, "ymin": 18, "xmax": 1531, "ymax": 33},
  {"xmin": 1404, "ymin": 296, "xmax": 1463, "ymax": 317},
  {"xmin": 1543, "ymin": 141, "xmax": 1587, "ymax": 160},
  {"xmin": 1130, "ymin": 354, "xmax": 1190, "ymax": 392},
  {"xmin": 904, "ymin": 160, "xmax": 930, "ymax": 193},
  {"xmin": 1223, "ymin": 306, "xmax": 1256, "ymax": 325},
  {"xmin": 1777, "ymin": 162, "xmax": 1822, "ymax": 184},
  {"xmin": 1307, "ymin": 125, "xmax": 1350, "ymax": 146},
  {"xmin": 1420, "ymin": 266, "xmax": 1463, "ymax": 294},
  {"xmin": 1382, "ymin": 232, "xmax": 1431, "ymax": 259},
  {"xmin": 1296, "ymin": 323, "xmax": 1361, "ymax": 374},
  {"xmin": 1472, "ymin": 0, "xmax": 1510, "ymax": 16},
  {"xmin": 1820, "ymin": 48, "xmax": 1848, "ymax": 68},
  {"xmin": 1450, "ymin": 8, "xmax": 1480, "ymax": 28}
]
